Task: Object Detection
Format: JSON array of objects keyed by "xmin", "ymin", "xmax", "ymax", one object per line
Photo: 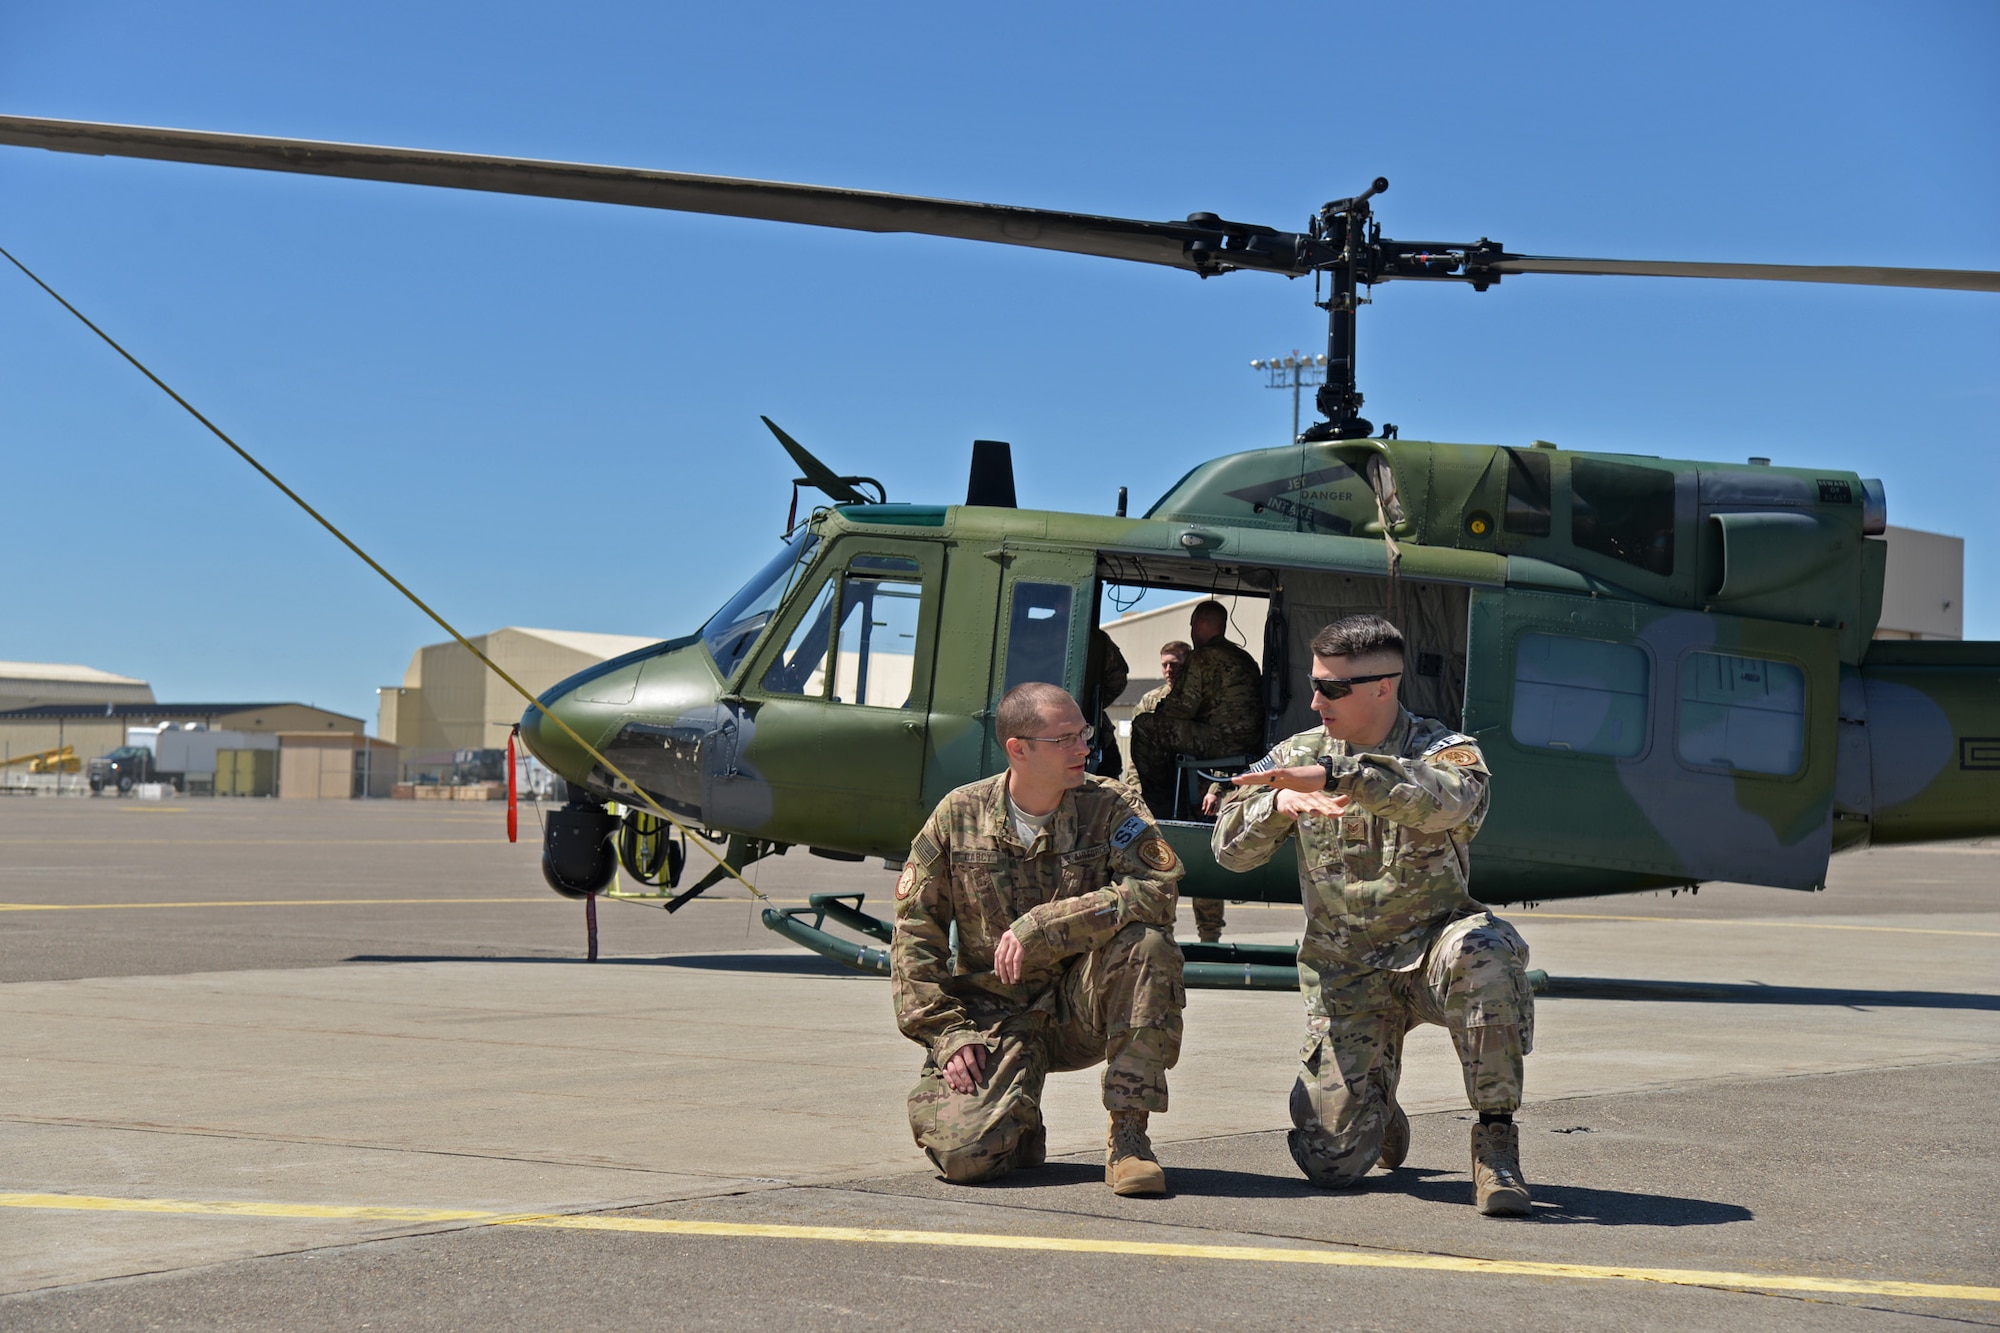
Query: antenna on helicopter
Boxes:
[{"xmin": 966, "ymin": 440, "xmax": 1018, "ymax": 508}]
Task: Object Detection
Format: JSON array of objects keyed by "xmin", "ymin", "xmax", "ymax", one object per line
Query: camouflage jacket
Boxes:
[
  {"xmin": 891, "ymin": 773, "xmax": 1184, "ymax": 1064},
  {"xmin": 1130, "ymin": 683, "xmax": 1171, "ymax": 717},
  {"xmin": 1211, "ymin": 709, "xmax": 1489, "ymax": 985},
  {"xmin": 1151, "ymin": 637, "xmax": 1263, "ymax": 756}
]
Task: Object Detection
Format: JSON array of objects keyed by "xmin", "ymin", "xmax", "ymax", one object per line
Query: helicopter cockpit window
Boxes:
[
  {"xmin": 1503, "ymin": 448, "xmax": 1552, "ymax": 537},
  {"xmin": 1676, "ymin": 652, "xmax": 1805, "ymax": 776},
  {"xmin": 1571, "ymin": 459, "xmax": 1675, "ymax": 576},
  {"xmin": 702, "ymin": 533, "xmax": 821, "ymax": 677},
  {"xmin": 1511, "ymin": 632, "xmax": 1649, "ymax": 758},
  {"xmin": 1003, "ymin": 583, "xmax": 1074, "ymax": 692},
  {"xmin": 832, "ymin": 574, "xmax": 923, "ymax": 708},
  {"xmin": 761, "ymin": 579, "xmax": 839, "ymax": 696}
]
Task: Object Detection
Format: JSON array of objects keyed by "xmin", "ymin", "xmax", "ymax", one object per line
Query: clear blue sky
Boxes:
[{"xmin": 4, "ymin": 0, "xmax": 1994, "ymax": 728}]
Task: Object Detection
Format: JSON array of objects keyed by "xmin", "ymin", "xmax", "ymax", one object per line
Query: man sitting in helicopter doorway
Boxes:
[
  {"xmin": 1211, "ymin": 615, "xmax": 1536, "ymax": 1216},
  {"xmin": 892, "ymin": 682, "xmax": 1187, "ymax": 1196}
]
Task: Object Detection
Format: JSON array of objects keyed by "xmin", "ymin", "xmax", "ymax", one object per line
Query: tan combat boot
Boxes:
[
  {"xmin": 1470, "ymin": 1120, "xmax": 1532, "ymax": 1216},
  {"xmin": 1105, "ymin": 1110, "xmax": 1167, "ymax": 1196},
  {"xmin": 1377, "ymin": 1099, "xmax": 1410, "ymax": 1171}
]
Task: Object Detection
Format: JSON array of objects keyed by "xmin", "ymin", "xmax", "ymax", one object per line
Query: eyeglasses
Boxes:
[
  {"xmin": 1310, "ymin": 672, "xmax": 1401, "ymax": 700},
  {"xmin": 1018, "ymin": 724, "xmax": 1095, "ymax": 748}
]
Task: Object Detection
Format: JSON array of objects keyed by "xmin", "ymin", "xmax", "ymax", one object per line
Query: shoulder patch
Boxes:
[
  {"xmin": 1136, "ymin": 836, "xmax": 1179, "ymax": 873},
  {"xmin": 909, "ymin": 830, "xmax": 942, "ymax": 869},
  {"xmin": 1422, "ymin": 731, "xmax": 1475, "ymax": 756},
  {"xmin": 1110, "ymin": 814, "xmax": 1148, "ymax": 849},
  {"xmin": 894, "ymin": 862, "xmax": 919, "ymax": 899},
  {"xmin": 1432, "ymin": 746, "xmax": 1481, "ymax": 768}
]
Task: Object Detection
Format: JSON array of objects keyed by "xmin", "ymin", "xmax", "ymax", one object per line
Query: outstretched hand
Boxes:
[
  {"xmin": 1231, "ymin": 764, "xmax": 1329, "ymax": 793},
  {"xmin": 1277, "ymin": 787, "xmax": 1350, "ymax": 820}
]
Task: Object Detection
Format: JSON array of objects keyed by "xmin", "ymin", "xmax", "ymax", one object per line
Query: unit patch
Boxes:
[
  {"xmin": 895, "ymin": 863, "xmax": 919, "ymax": 899},
  {"xmin": 1433, "ymin": 746, "xmax": 1481, "ymax": 768},
  {"xmin": 1110, "ymin": 814, "xmax": 1148, "ymax": 849},
  {"xmin": 1136, "ymin": 836, "xmax": 1179, "ymax": 873}
]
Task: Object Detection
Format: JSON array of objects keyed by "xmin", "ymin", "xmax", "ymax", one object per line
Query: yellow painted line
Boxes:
[
  {"xmin": 3, "ymin": 1193, "xmax": 1994, "ymax": 1304},
  {"xmin": 0, "ymin": 838, "xmax": 505, "ymax": 846},
  {"xmin": 0, "ymin": 896, "xmax": 822, "ymax": 912},
  {"xmin": 0, "ymin": 897, "xmax": 549, "ymax": 912},
  {"xmin": 507, "ymin": 1215, "xmax": 2000, "ymax": 1302},
  {"xmin": 1523, "ymin": 913, "xmax": 2000, "ymax": 938}
]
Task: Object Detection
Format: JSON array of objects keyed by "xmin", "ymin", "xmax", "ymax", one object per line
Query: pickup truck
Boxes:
[{"xmin": 89, "ymin": 746, "xmax": 171, "ymax": 793}]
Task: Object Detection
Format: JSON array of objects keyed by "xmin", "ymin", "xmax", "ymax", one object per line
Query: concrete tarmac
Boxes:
[{"xmin": 2, "ymin": 797, "xmax": 1996, "ymax": 1329}]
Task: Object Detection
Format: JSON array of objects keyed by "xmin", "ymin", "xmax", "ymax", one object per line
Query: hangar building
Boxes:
[
  {"xmin": 0, "ymin": 661, "xmax": 153, "ymax": 712},
  {"xmin": 377, "ymin": 627, "xmax": 658, "ymax": 772}
]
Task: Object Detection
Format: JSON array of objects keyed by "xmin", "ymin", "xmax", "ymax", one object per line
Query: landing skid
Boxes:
[{"xmin": 761, "ymin": 893, "xmax": 1307, "ymax": 990}]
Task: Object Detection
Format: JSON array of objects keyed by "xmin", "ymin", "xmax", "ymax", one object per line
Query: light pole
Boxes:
[{"xmin": 1249, "ymin": 351, "xmax": 1328, "ymax": 443}]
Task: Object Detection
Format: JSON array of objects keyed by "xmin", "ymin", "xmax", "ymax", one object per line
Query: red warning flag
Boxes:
[{"xmin": 506, "ymin": 729, "xmax": 519, "ymax": 844}]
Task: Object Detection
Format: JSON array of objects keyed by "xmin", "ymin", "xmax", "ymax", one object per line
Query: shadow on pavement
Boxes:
[
  {"xmin": 961, "ymin": 1161, "xmax": 1337, "ymax": 1200},
  {"xmin": 1400, "ymin": 1173, "xmax": 1754, "ymax": 1226},
  {"xmin": 1545, "ymin": 976, "xmax": 2000, "ymax": 1011},
  {"xmin": 345, "ymin": 952, "xmax": 865, "ymax": 977}
]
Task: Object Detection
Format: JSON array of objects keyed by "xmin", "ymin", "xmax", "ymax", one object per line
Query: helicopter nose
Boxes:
[{"xmin": 516, "ymin": 690, "xmax": 595, "ymax": 792}]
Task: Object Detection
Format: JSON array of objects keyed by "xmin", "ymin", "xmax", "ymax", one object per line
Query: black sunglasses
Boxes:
[{"xmin": 1310, "ymin": 672, "xmax": 1401, "ymax": 700}]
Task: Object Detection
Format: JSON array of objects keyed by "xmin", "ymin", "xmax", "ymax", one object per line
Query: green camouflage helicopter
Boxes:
[{"xmin": 4, "ymin": 117, "xmax": 1995, "ymax": 988}]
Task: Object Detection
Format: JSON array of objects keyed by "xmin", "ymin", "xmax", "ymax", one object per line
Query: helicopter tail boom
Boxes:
[{"xmin": 1852, "ymin": 641, "xmax": 2000, "ymax": 846}]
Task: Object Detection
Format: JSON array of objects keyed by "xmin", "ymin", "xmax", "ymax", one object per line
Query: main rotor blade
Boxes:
[
  {"xmin": 1490, "ymin": 255, "xmax": 2000, "ymax": 293},
  {"xmin": 0, "ymin": 115, "xmax": 1270, "ymax": 275}
]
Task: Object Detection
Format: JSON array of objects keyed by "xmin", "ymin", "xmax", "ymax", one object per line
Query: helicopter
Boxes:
[{"xmin": 2, "ymin": 115, "xmax": 1995, "ymax": 988}]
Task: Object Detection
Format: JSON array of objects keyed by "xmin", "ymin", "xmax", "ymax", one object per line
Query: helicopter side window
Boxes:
[
  {"xmin": 1571, "ymin": 459, "xmax": 1675, "ymax": 576},
  {"xmin": 703, "ymin": 533, "xmax": 821, "ymax": 677},
  {"xmin": 832, "ymin": 574, "xmax": 923, "ymax": 708},
  {"xmin": 1511, "ymin": 632, "xmax": 1649, "ymax": 758},
  {"xmin": 1676, "ymin": 652, "xmax": 1804, "ymax": 776},
  {"xmin": 1003, "ymin": 583, "xmax": 1074, "ymax": 692},
  {"xmin": 760, "ymin": 580, "xmax": 839, "ymax": 696},
  {"xmin": 1503, "ymin": 448, "xmax": 1552, "ymax": 537}
]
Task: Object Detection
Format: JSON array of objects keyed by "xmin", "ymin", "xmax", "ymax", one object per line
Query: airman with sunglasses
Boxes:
[{"xmin": 1211, "ymin": 614, "xmax": 1537, "ymax": 1216}]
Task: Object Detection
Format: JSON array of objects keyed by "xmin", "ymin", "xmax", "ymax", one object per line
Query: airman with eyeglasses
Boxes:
[{"xmin": 891, "ymin": 682, "xmax": 1187, "ymax": 1197}]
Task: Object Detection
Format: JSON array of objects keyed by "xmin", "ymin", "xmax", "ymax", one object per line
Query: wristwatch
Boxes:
[{"xmin": 1318, "ymin": 755, "xmax": 1338, "ymax": 790}]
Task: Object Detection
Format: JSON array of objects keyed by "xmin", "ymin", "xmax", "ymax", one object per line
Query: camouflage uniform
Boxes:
[
  {"xmin": 1128, "ymin": 637, "xmax": 1264, "ymax": 819},
  {"xmin": 1211, "ymin": 709, "xmax": 1534, "ymax": 1188},
  {"xmin": 892, "ymin": 772, "xmax": 1187, "ymax": 1183}
]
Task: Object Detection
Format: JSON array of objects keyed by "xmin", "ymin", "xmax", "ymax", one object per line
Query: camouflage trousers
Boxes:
[
  {"xmin": 1288, "ymin": 912, "xmax": 1534, "ymax": 1189},
  {"xmin": 907, "ymin": 922, "xmax": 1184, "ymax": 1184},
  {"xmin": 1192, "ymin": 896, "xmax": 1226, "ymax": 940},
  {"xmin": 1127, "ymin": 712, "xmax": 1255, "ymax": 818}
]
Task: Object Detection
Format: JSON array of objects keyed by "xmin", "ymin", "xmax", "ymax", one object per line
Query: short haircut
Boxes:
[
  {"xmin": 997, "ymin": 682, "xmax": 1077, "ymax": 742},
  {"xmin": 1160, "ymin": 640, "xmax": 1191, "ymax": 658},
  {"xmin": 1310, "ymin": 614, "xmax": 1405, "ymax": 665},
  {"xmin": 1191, "ymin": 599, "xmax": 1228, "ymax": 631}
]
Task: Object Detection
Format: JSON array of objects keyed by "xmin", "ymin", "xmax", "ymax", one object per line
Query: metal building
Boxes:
[{"xmin": 377, "ymin": 627, "xmax": 658, "ymax": 774}]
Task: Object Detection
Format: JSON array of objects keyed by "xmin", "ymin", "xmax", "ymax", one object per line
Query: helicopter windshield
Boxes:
[{"xmin": 701, "ymin": 532, "xmax": 821, "ymax": 677}]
